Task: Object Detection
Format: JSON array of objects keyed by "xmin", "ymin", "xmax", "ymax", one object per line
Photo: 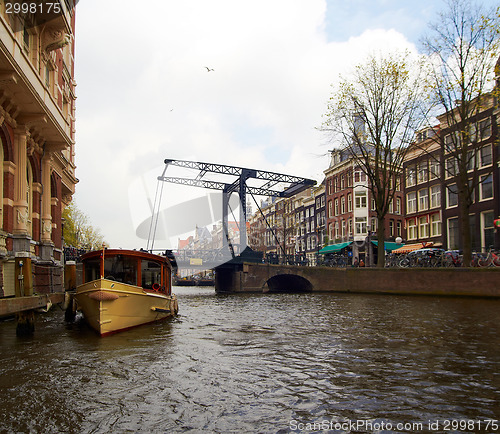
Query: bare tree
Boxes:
[
  {"xmin": 421, "ymin": 0, "xmax": 500, "ymax": 265},
  {"xmin": 322, "ymin": 52, "xmax": 428, "ymax": 266}
]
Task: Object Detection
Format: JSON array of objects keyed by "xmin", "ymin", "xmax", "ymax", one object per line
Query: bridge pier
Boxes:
[{"xmin": 215, "ymin": 264, "xmax": 244, "ymax": 293}]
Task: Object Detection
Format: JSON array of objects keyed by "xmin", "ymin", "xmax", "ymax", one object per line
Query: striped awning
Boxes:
[{"xmin": 392, "ymin": 242, "xmax": 433, "ymax": 254}]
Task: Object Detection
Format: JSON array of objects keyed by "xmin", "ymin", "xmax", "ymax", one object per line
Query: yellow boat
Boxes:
[{"xmin": 74, "ymin": 248, "xmax": 178, "ymax": 336}]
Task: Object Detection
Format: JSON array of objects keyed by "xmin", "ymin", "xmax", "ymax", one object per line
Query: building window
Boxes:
[
  {"xmin": 430, "ymin": 213, "xmax": 441, "ymax": 236},
  {"xmin": 348, "ymin": 218, "xmax": 352, "ymax": 236},
  {"xmin": 445, "ymin": 157, "xmax": 458, "ymax": 178},
  {"xmin": 341, "ymin": 220, "xmax": 346, "ymax": 237},
  {"xmin": 479, "ymin": 118, "xmax": 492, "ymax": 140},
  {"xmin": 447, "ymin": 217, "xmax": 460, "ymax": 250},
  {"xmin": 334, "ymin": 199, "xmax": 339, "ymax": 216},
  {"xmin": 340, "ymin": 175, "xmax": 345, "ymax": 190},
  {"xmin": 355, "ymin": 191, "xmax": 367, "ymax": 209},
  {"xmin": 480, "ymin": 174, "xmax": 493, "ymax": 201},
  {"xmin": 445, "ymin": 132, "xmax": 461, "ymax": 153},
  {"xmin": 389, "ymin": 220, "xmax": 394, "ymax": 237},
  {"xmin": 347, "ymin": 193, "xmax": 352, "ymax": 212},
  {"xmin": 419, "ymin": 216, "xmax": 429, "ymax": 238},
  {"xmin": 479, "ymin": 144, "xmax": 492, "ymax": 167},
  {"xmin": 418, "ymin": 189, "xmax": 428, "ymax": 211},
  {"xmin": 395, "ymin": 198, "xmax": 401, "ymax": 215},
  {"xmin": 430, "ymin": 185, "xmax": 441, "ymax": 208},
  {"xmin": 355, "ymin": 217, "xmax": 367, "ymax": 235},
  {"xmin": 341, "ymin": 196, "xmax": 345, "ymax": 214},
  {"xmin": 447, "ymin": 184, "xmax": 458, "ymax": 208},
  {"xmin": 429, "ymin": 159, "xmax": 440, "ymax": 180},
  {"xmin": 481, "ymin": 211, "xmax": 495, "ymax": 251},
  {"xmin": 417, "ymin": 163, "xmax": 428, "ymax": 183},
  {"xmin": 444, "ymin": 134, "xmax": 453, "ymax": 152},
  {"xmin": 466, "ymin": 149, "xmax": 476, "ymax": 172},
  {"xmin": 328, "ymin": 201, "xmax": 333, "ymax": 218},
  {"xmin": 407, "ymin": 218, "xmax": 417, "ymax": 240},
  {"xmin": 396, "ymin": 221, "xmax": 402, "ymax": 237},
  {"xmin": 406, "ymin": 166, "xmax": 416, "ymax": 187},
  {"xmin": 406, "ymin": 192, "xmax": 417, "ymax": 214}
]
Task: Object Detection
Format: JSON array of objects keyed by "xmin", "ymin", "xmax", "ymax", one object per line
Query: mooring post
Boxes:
[{"xmin": 15, "ymin": 253, "xmax": 35, "ymax": 336}]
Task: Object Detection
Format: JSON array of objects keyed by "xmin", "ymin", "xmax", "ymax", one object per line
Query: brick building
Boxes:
[
  {"xmin": 323, "ymin": 148, "xmax": 404, "ymax": 264},
  {"xmin": 402, "ymin": 93, "xmax": 499, "ymax": 253},
  {"xmin": 0, "ymin": 1, "xmax": 77, "ymax": 295},
  {"xmin": 402, "ymin": 127, "xmax": 444, "ymax": 249},
  {"xmin": 440, "ymin": 94, "xmax": 499, "ymax": 252}
]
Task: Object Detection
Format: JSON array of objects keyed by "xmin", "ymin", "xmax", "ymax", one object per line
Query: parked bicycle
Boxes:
[
  {"xmin": 440, "ymin": 250, "xmax": 463, "ymax": 267},
  {"xmin": 398, "ymin": 248, "xmax": 444, "ymax": 268},
  {"xmin": 473, "ymin": 248, "xmax": 500, "ymax": 267},
  {"xmin": 322, "ymin": 254, "xmax": 348, "ymax": 267}
]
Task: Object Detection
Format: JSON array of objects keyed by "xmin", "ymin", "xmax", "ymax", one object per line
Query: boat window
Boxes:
[
  {"xmin": 103, "ymin": 255, "xmax": 137, "ymax": 285},
  {"xmin": 84, "ymin": 258, "xmax": 101, "ymax": 283},
  {"xmin": 142, "ymin": 260, "xmax": 162, "ymax": 290}
]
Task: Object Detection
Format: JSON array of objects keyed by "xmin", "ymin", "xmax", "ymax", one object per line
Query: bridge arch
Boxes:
[{"xmin": 264, "ymin": 274, "xmax": 313, "ymax": 293}]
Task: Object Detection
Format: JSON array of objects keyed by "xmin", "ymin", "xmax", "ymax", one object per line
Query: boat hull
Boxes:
[{"xmin": 74, "ymin": 279, "xmax": 178, "ymax": 336}]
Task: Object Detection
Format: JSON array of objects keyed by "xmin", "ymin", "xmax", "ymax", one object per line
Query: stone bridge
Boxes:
[{"xmin": 214, "ymin": 262, "xmax": 500, "ymax": 297}]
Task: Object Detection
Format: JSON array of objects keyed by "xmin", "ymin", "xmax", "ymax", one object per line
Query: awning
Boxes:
[
  {"xmin": 391, "ymin": 242, "xmax": 433, "ymax": 254},
  {"xmin": 371, "ymin": 240, "xmax": 404, "ymax": 252},
  {"xmin": 318, "ymin": 241, "xmax": 352, "ymax": 254}
]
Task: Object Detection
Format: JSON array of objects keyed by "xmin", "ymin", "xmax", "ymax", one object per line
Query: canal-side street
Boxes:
[{"xmin": 1, "ymin": 287, "xmax": 499, "ymax": 433}]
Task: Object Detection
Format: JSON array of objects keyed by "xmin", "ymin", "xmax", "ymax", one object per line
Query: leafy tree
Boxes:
[
  {"xmin": 62, "ymin": 203, "xmax": 106, "ymax": 250},
  {"xmin": 421, "ymin": 0, "xmax": 500, "ymax": 265},
  {"xmin": 322, "ymin": 52, "xmax": 428, "ymax": 266}
]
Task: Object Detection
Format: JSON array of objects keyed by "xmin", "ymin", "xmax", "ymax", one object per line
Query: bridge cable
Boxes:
[
  {"xmin": 147, "ymin": 166, "xmax": 167, "ymax": 251},
  {"xmin": 248, "ymin": 188, "xmax": 287, "ymax": 261}
]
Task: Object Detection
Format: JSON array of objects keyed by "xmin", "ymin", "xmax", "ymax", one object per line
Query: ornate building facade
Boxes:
[{"xmin": 0, "ymin": 1, "xmax": 77, "ymax": 295}]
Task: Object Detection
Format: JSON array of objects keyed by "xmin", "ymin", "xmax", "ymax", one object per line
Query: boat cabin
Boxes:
[{"xmin": 81, "ymin": 249, "xmax": 172, "ymax": 295}]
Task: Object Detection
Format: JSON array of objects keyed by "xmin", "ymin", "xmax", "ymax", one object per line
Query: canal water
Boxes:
[{"xmin": 0, "ymin": 287, "xmax": 499, "ymax": 433}]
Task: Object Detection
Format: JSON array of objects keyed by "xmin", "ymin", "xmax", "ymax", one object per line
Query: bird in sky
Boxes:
[{"xmin": 205, "ymin": 66, "xmax": 214, "ymax": 72}]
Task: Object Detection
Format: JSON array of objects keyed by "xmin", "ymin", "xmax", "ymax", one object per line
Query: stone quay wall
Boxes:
[{"xmin": 216, "ymin": 263, "xmax": 500, "ymax": 297}]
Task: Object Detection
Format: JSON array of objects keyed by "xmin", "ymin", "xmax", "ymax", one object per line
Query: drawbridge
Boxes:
[{"xmin": 147, "ymin": 158, "xmax": 316, "ymax": 265}]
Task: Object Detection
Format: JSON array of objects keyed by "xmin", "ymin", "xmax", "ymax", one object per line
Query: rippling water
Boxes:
[{"xmin": 0, "ymin": 288, "xmax": 499, "ymax": 433}]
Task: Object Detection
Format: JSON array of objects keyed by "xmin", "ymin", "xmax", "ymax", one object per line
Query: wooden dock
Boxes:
[{"xmin": 0, "ymin": 293, "xmax": 65, "ymax": 317}]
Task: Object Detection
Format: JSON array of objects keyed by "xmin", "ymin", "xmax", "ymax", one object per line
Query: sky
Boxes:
[{"xmin": 73, "ymin": 0, "xmax": 498, "ymax": 250}]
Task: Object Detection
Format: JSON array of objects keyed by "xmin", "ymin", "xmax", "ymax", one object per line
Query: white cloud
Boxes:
[{"xmin": 74, "ymin": 0, "xmax": 419, "ymax": 249}]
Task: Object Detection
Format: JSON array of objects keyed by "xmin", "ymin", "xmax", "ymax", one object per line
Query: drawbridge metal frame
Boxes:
[{"xmin": 152, "ymin": 158, "xmax": 316, "ymax": 256}]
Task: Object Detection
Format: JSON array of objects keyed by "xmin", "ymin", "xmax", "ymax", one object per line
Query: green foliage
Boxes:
[{"xmin": 63, "ymin": 203, "xmax": 106, "ymax": 250}]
